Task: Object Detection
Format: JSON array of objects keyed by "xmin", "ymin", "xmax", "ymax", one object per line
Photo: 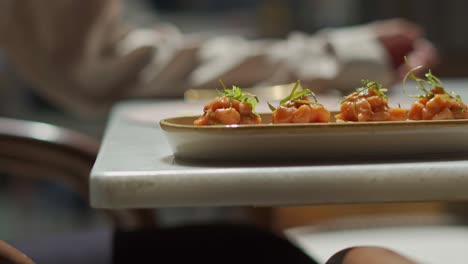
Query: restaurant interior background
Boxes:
[{"xmin": 1, "ymin": 0, "xmax": 468, "ymax": 240}]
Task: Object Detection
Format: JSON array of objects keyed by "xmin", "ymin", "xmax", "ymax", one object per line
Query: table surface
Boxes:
[{"xmin": 90, "ymin": 79, "xmax": 468, "ymax": 209}]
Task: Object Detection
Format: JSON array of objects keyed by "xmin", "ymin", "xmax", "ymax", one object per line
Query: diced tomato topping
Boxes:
[{"xmin": 194, "ymin": 97, "xmax": 261, "ymax": 125}]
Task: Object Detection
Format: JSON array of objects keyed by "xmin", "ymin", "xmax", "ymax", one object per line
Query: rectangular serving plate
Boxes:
[{"xmin": 159, "ymin": 113, "xmax": 468, "ymax": 162}]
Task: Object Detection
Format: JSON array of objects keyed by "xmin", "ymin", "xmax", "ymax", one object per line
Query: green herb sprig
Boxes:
[
  {"xmin": 402, "ymin": 57, "xmax": 465, "ymax": 104},
  {"xmin": 339, "ymin": 79, "xmax": 388, "ymax": 104},
  {"xmin": 402, "ymin": 57, "xmax": 439, "ymax": 98},
  {"xmin": 218, "ymin": 80, "xmax": 259, "ymax": 110},
  {"xmin": 267, "ymin": 80, "xmax": 318, "ymax": 111}
]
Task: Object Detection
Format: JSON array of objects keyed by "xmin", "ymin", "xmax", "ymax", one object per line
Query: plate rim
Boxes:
[{"xmin": 160, "ymin": 113, "xmax": 468, "ymax": 132}]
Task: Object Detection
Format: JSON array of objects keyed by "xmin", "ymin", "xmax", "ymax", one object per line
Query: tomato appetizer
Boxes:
[
  {"xmin": 403, "ymin": 65, "xmax": 468, "ymax": 120},
  {"xmin": 194, "ymin": 82, "xmax": 261, "ymax": 126},
  {"xmin": 268, "ymin": 81, "xmax": 330, "ymax": 124},
  {"xmin": 193, "ymin": 64, "xmax": 468, "ymax": 126},
  {"xmin": 335, "ymin": 80, "xmax": 406, "ymax": 122}
]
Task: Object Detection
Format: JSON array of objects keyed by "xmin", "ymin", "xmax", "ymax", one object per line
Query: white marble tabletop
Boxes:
[{"xmin": 90, "ymin": 79, "xmax": 468, "ymax": 209}]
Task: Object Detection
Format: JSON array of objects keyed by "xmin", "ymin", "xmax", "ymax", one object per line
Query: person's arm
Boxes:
[
  {"xmin": 0, "ymin": 0, "xmax": 428, "ymax": 116},
  {"xmin": 0, "ymin": 0, "xmax": 152, "ymax": 114}
]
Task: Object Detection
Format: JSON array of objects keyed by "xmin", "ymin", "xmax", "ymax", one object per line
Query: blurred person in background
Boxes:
[{"xmin": 0, "ymin": 0, "xmax": 437, "ymax": 117}]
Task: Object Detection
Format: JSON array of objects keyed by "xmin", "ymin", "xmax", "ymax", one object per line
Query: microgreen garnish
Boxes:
[
  {"xmin": 218, "ymin": 80, "xmax": 259, "ymax": 110},
  {"xmin": 339, "ymin": 79, "xmax": 388, "ymax": 104},
  {"xmin": 268, "ymin": 80, "xmax": 318, "ymax": 111},
  {"xmin": 402, "ymin": 56, "xmax": 462, "ymax": 102}
]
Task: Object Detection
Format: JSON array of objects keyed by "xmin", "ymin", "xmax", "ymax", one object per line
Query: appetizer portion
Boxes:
[
  {"xmin": 335, "ymin": 80, "xmax": 406, "ymax": 122},
  {"xmin": 194, "ymin": 82, "xmax": 261, "ymax": 126},
  {"xmin": 268, "ymin": 81, "xmax": 330, "ymax": 124},
  {"xmin": 403, "ymin": 64, "xmax": 468, "ymax": 120}
]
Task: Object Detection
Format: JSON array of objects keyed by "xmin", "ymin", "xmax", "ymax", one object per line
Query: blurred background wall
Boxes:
[{"xmin": 139, "ymin": 0, "xmax": 468, "ymax": 76}]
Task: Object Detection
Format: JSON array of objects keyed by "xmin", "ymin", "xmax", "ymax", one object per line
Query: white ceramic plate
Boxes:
[{"xmin": 160, "ymin": 113, "xmax": 468, "ymax": 162}]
